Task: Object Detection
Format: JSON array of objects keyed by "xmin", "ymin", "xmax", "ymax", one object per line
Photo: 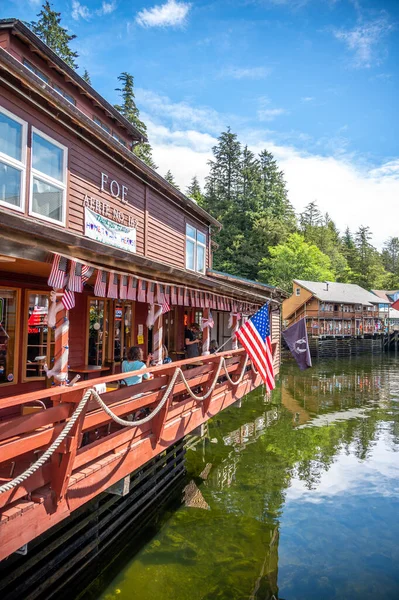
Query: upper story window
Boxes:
[
  {"xmin": 23, "ymin": 59, "xmax": 49, "ymax": 84},
  {"xmin": 93, "ymin": 116, "xmax": 111, "ymax": 134},
  {"xmin": 53, "ymin": 84, "xmax": 76, "ymax": 106},
  {"xmin": 0, "ymin": 107, "xmax": 27, "ymax": 212},
  {"xmin": 295, "ymin": 288, "xmax": 300, "ymax": 296},
  {"xmin": 186, "ymin": 224, "xmax": 206, "ymax": 274},
  {"xmin": 30, "ymin": 128, "xmax": 67, "ymax": 225},
  {"xmin": 112, "ymin": 132, "xmax": 127, "ymax": 147}
]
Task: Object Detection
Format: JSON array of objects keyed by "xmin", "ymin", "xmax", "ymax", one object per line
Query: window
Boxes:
[
  {"xmin": 112, "ymin": 132, "xmax": 127, "ymax": 147},
  {"xmin": 295, "ymin": 288, "xmax": 300, "ymax": 296},
  {"xmin": 23, "ymin": 59, "xmax": 49, "ymax": 84},
  {"xmin": 93, "ymin": 116, "xmax": 111, "ymax": 134},
  {"xmin": 30, "ymin": 128, "xmax": 67, "ymax": 225},
  {"xmin": 113, "ymin": 301, "xmax": 133, "ymax": 362},
  {"xmin": 186, "ymin": 224, "xmax": 206, "ymax": 273},
  {"xmin": 24, "ymin": 292, "xmax": 54, "ymax": 380},
  {"xmin": 0, "ymin": 107, "xmax": 27, "ymax": 211},
  {"xmin": 53, "ymin": 84, "xmax": 76, "ymax": 106},
  {"xmin": 0, "ymin": 288, "xmax": 19, "ymax": 386}
]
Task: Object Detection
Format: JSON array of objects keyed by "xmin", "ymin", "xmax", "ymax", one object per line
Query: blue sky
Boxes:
[{"xmin": 4, "ymin": 0, "xmax": 399, "ymax": 247}]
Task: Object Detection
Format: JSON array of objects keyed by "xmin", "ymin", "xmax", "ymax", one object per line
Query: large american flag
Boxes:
[
  {"xmin": 68, "ymin": 260, "xmax": 83, "ymax": 293},
  {"xmin": 236, "ymin": 303, "xmax": 275, "ymax": 392},
  {"xmin": 48, "ymin": 254, "xmax": 68, "ymax": 289}
]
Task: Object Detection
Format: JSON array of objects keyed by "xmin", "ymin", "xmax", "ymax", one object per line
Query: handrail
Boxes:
[{"xmin": 0, "ymin": 349, "xmax": 246, "ymax": 411}]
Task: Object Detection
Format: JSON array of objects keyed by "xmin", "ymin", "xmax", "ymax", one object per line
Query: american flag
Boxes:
[
  {"xmin": 127, "ymin": 276, "xmax": 137, "ymax": 301},
  {"xmin": 68, "ymin": 260, "xmax": 83, "ymax": 293},
  {"xmin": 236, "ymin": 303, "xmax": 275, "ymax": 392},
  {"xmin": 108, "ymin": 273, "xmax": 118, "ymax": 299},
  {"xmin": 161, "ymin": 299, "xmax": 170, "ymax": 314},
  {"xmin": 119, "ymin": 275, "xmax": 128, "ymax": 299},
  {"xmin": 48, "ymin": 254, "xmax": 68, "ymax": 289},
  {"xmin": 82, "ymin": 265, "xmax": 94, "ymax": 284},
  {"xmin": 94, "ymin": 270, "xmax": 107, "ymax": 297},
  {"xmin": 61, "ymin": 289, "xmax": 75, "ymax": 310}
]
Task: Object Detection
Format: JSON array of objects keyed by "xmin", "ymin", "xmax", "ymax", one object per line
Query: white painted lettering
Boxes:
[
  {"xmin": 110, "ymin": 179, "xmax": 120, "ymax": 198},
  {"xmin": 100, "ymin": 172, "xmax": 108, "ymax": 192},
  {"xmin": 121, "ymin": 185, "xmax": 128, "ymax": 204}
]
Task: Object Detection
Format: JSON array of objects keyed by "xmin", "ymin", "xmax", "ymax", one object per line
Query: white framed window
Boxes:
[
  {"xmin": 295, "ymin": 287, "xmax": 300, "ymax": 296},
  {"xmin": 186, "ymin": 224, "xmax": 206, "ymax": 274},
  {"xmin": 29, "ymin": 127, "xmax": 67, "ymax": 226},
  {"xmin": 53, "ymin": 84, "xmax": 76, "ymax": 106},
  {"xmin": 23, "ymin": 59, "xmax": 49, "ymax": 84},
  {"xmin": 93, "ymin": 116, "xmax": 111, "ymax": 134},
  {"xmin": 0, "ymin": 106, "xmax": 27, "ymax": 212}
]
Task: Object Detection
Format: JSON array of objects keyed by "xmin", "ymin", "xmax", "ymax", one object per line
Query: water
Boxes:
[{"xmin": 97, "ymin": 354, "xmax": 399, "ymax": 600}]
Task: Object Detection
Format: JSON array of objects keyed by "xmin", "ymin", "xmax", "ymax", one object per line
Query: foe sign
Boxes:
[{"xmin": 100, "ymin": 172, "xmax": 128, "ymax": 205}]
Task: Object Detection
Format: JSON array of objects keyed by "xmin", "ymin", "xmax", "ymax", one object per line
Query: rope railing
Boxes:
[{"xmin": 0, "ymin": 355, "xmax": 253, "ymax": 495}]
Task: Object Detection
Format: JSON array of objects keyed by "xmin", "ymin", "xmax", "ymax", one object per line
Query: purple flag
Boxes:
[{"xmin": 282, "ymin": 318, "xmax": 312, "ymax": 371}]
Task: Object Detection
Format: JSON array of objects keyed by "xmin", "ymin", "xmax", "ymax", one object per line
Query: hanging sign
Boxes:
[{"xmin": 84, "ymin": 207, "xmax": 136, "ymax": 253}]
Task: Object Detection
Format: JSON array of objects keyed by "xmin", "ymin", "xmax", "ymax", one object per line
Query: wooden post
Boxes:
[
  {"xmin": 46, "ymin": 291, "xmax": 69, "ymax": 386},
  {"xmin": 153, "ymin": 313, "xmax": 163, "ymax": 365}
]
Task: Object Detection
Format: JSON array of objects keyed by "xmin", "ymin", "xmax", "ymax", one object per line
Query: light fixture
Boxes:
[{"xmin": 0, "ymin": 256, "xmax": 16, "ymax": 262}]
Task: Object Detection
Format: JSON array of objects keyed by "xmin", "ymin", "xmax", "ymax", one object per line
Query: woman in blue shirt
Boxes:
[{"xmin": 121, "ymin": 346, "xmax": 152, "ymax": 386}]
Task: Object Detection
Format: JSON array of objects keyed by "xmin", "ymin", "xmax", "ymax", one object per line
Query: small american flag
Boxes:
[
  {"xmin": 236, "ymin": 303, "xmax": 275, "ymax": 392},
  {"xmin": 94, "ymin": 270, "xmax": 107, "ymax": 297},
  {"xmin": 108, "ymin": 273, "xmax": 118, "ymax": 299},
  {"xmin": 161, "ymin": 299, "xmax": 170, "ymax": 314},
  {"xmin": 48, "ymin": 254, "xmax": 68, "ymax": 289},
  {"xmin": 119, "ymin": 275, "xmax": 128, "ymax": 299},
  {"xmin": 82, "ymin": 265, "xmax": 94, "ymax": 284},
  {"xmin": 68, "ymin": 260, "xmax": 83, "ymax": 293},
  {"xmin": 61, "ymin": 289, "xmax": 75, "ymax": 310},
  {"xmin": 127, "ymin": 276, "xmax": 137, "ymax": 301}
]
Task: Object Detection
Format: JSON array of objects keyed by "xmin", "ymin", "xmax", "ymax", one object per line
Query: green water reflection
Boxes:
[{"xmin": 99, "ymin": 354, "xmax": 399, "ymax": 600}]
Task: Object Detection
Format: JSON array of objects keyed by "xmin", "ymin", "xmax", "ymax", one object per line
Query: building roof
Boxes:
[
  {"xmin": 371, "ymin": 290, "xmax": 399, "ymax": 303},
  {"xmin": 208, "ymin": 270, "xmax": 289, "ymax": 301},
  {"xmin": 0, "ymin": 19, "xmax": 146, "ymax": 143},
  {"xmin": 294, "ymin": 280, "xmax": 380, "ymax": 306},
  {"xmin": 0, "ymin": 19, "xmax": 221, "ymax": 230}
]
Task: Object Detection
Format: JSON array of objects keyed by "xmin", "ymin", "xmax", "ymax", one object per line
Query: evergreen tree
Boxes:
[
  {"xmin": 352, "ymin": 226, "xmax": 388, "ymax": 289},
  {"xmin": 31, "ymin": 1, "xmax": 78, "ymax": 69},
  {"xmin": 186, "ymin": 176, "xmax": 203, "ymax": 204},
  {"xmin": 259, "ymin": 150, "xmax": 295, "ymax": 226},
  {"xmin": 382, "ymin": 237, "xmax": 399, "ymax": 281},
  {"xmin": 115, "ymin": 72, "xmax": 157, "ymax": 169},
  {"xmin": 164, "ymin": 170, "xmax": 180, "ymax": 190},
  {"xmin": 82, "ymin": 69, "xmax": 91, "ymax": 85}
]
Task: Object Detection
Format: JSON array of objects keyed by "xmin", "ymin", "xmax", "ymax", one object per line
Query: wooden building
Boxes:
[
  {"xmin": 283, "ymin": 280, "xmax": 383, "ymax": 337},
  {"xmin": 0, "ymin": 19, "xmax": 285, "ymax": 568}
]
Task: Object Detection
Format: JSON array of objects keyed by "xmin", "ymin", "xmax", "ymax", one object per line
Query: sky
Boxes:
[{"xmin": 4, "ymin": 0, "xmax": 399, "ymax": 248}]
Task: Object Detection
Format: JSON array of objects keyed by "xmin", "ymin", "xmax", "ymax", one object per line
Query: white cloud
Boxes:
[
  {"xmin": 71, "ymin": 0, "xmax": 91, "ymax": 20},
  {"xmin": 97, "ymin": 1, "xmax": 117, "ymax": 15},
  {"xmin": 301, "ymin": 96, "xmax": 314, "ymax": 102},
  {"xmin": 333, "ymin": 15, "xmax": 395, "ymax": 68},
  {"xmin": 221, "ymin": 66, "xmax": 272, "ymax": 79},
  {"xmin": 135, "ymin": 0, "xmax": 191, "ymax": 28},
  {"xmin": 136, "ymin": 89, "xmax": 226, "ymax": 133},
  {"xmin": 258, "ymin": 107, "xmax": 289, "ymax": 121}
]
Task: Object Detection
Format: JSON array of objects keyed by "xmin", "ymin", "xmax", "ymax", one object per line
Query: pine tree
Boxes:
[
  {"xmin": 382, "ymin": 237, "xmax": 399, "ymax": 279},
  {"xmin": 115, "ymin": 72, "xmax": 157, "ymax": 170},
  {"xmin": 259, "ymin": 150, "xmax": 295, "ymax": 226},
  {"xmin": 31, "ymin": 1, "xmax": 79, "ymax": 69},
  {"xmin": 164, "ymin": 170, "xmax": 180, "ymax": 190},
  {"xmin": 186, "ymin": 176, "xmax": 203, "ymax": 204},
  {"xmin": 353, "ymin": 226, "xmax": 388, "ymax": 289},
  {"xmin": 82, "ymin": 69, "xmax": 91, "ymax": 85}
]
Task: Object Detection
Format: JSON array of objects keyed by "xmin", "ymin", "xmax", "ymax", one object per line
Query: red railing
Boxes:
[{"xmin": 0, "ymin": 349, "xmax": 264, "ymax": 560}]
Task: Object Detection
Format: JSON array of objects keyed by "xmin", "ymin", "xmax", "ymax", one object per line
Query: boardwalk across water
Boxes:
[{"xmin": 88, "ymin": 354, "xmax": 399, "ymax": 600}]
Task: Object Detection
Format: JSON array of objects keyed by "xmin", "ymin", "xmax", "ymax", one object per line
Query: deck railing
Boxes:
[{"xmin": 0, "ymin": 349, "xmax": 263, "ymax": 561}]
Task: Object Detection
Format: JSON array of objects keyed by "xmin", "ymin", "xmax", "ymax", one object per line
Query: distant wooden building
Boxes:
[
  {"xmin": 371, "ymin": 290, "xmax": 399, "ymax": 331},
  {"xmin": 283, "ymin": 280, "xmax": 383, "ymax": 337}
]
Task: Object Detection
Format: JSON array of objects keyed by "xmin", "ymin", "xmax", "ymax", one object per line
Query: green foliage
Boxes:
[
  {"xmin": 30, "ymin": 1, "xmax": 79, "ymax": 69},
  {"xmin": 164, "ymin": 170, "xmax": 180, "ymax": 190},
  {"xmin": 82, "ymin": 69, "xmax": 91, "ymax": 85},
  {"xmin": 186, "ymin": 176, "xmax": 203, "ymax": 204},
  {"xmin": 258, "ymin": 233, "xmax": 335, "ymax": 292},
  {"xmin": 115, "ymin": 72, "xmax": 157, "ymax": 170}
]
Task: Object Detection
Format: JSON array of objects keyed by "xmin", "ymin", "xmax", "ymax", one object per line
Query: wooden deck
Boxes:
[{"xmin": 0, "ymin": 349, "xmax": 263, "ymax": 561}]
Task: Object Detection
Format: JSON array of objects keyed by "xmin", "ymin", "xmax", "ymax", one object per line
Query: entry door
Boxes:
[{"xmin": 113, "ymin": 301, "xmax": 134, "ymax": 363}]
